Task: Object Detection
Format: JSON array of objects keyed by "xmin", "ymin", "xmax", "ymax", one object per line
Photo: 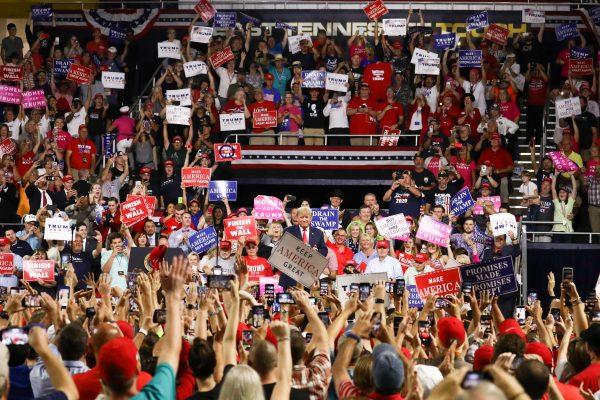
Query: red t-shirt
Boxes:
[
  {"xmin": 248, "ymin": 100, "xmax": 277, "ymax": 133},
  {"xmin": 16, "ymin": 151, "xmax": 35, "ymax": 177},
  {"xmin": 568, "ymin": 362, "xmax": 600, "ymax": 393},
  {"xmin": 348, "ymin": 96, "xmax": 378, "ymax": 135},
  {"xmin": 478, "ymin": 147, "xmax": 513, "ymax": 175},
  {"xmin": 558, "ymin": 48, "xmax": 570, "ymax": 78},
  {"xmin": 498, "ymin": 101, "xmax": 520, "ymax": 122},
  {"xmin": 482, "ymin": 54, "xmax": 499, "ymax": 80},
  {"xmin": 67, "ymin": 137, "xmax": 96, "ymax": 170},
  {"xmin": 541, "ymin": 378, "xmax": 584, "ymax": 400},
  {"xmin": 395, "ymin": 251, "xmax": 414, "ymax": 274},
  {"xmin": 436, "ymin": 104, "xmax": 462, "ymax": 136},
  {"xmin": 451, "ymin": 157, "xmax": 477, "ymax": 189},
  {"xmin": 376, "ymin": 101, "xmax": 403, "ymax": 131},
  {"xmin": 73, "ymin": 367, "xmax": 152, "ymax": 400},
  {"xmin": 221, "ymin": 100, "xmax": 245, "ymax": 114},
  {"xmin": 459, "ymin": 108, "xmax": 482, "ymax": 141},
  {"xmin": 327, "ymin": 241, "xmax": 355, "ymax": 275},
  {"xmin": 363, "ymin": 62, "xmax": 393, "ymax": 101},
  {"xmin": 85, "ymin": 39, "xmax": 108, "ymax": 57},
  {"xmin": 244, "ymin": 256, "xmax": 273, "ymax": 281},
  {"xmin": 527, "ymin": 77, "xmax": 548, "ymax": 106},
  {"xmin": 162, "ymin": 218, "xmax": 182, "ymax": 236}
]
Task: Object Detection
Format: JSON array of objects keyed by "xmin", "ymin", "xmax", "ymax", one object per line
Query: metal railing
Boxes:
[
  {"xmin": 223, "ymin": 133, "xmax": 421, "ymax": 146},
  {"xmin": 131, "ymin": 63, "xmax": 165, "ymax": 119}
]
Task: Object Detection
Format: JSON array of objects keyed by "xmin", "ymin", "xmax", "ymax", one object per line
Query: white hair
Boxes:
[{"xmin": 218, "ymin": 365, "xmax": 265, "ymax": 400}]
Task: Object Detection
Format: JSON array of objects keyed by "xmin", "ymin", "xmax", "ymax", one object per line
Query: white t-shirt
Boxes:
[
  {"xmin": 5, "ymin": 118, "xmax": 21, "ymax": 140},
  {"xmin": 365, "ymin": 256, "xmax": 403, "ymax": 279},
  {"xmin": 416, "ymin": 86, "xmax": 439, "ymax": 113},
  {"xmin": 216, "ymin": 67, "xmax": 237, "ymax": 99},
  {"xmin": 65, "ymin": 108, "xmax": 87, "ymax": 137},
  {"xmin": 323, "ymin": 93, "xmax": 351, "ymax": 129},
  {"xmin": 462, "ymin": 80, "xmax": 486, "ymax": 115},
  {"xmin": 409, "ymin": 107, "xmax": 423, "ymax": 131},
  {"xmin": 518, "ymin": 181, "xmax": 537, "ymax": 197}
]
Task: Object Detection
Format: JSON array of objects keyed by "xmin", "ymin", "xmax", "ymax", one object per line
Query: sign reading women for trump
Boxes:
[
  {"xmin": 459, "ymin": 256, "xmax": 517, "ymax": 296},
  {"xmin": 414, "ymin": 267, "xmax": 461, "ymax": 301},
  {"xmin": 311, "ymin": 209, "xmax": 339, "ymax": 230},
  {"xmin": 416, "ymin": 215, "xmax": 451, "ymax": 247},
  {"xmin": 0, "ymin": 85, "xmax": 21, "ymax": 105},
  {"xmin": 22, "ymin": 90, "xmax": 46, "ymax": 109},
  {"xmin": 269, "ymin": 232, "xmax": 328, "ymax": 288},
  {"xmin": 254, "ymin": 195, "xmax": 284, "ymax": 220}
]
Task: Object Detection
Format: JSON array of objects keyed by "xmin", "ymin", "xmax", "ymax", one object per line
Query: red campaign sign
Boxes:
[
  {"xmin": 209, "ymin": 46, "xmax": 234, "ymax": 69},
  {"xmin": 569, "ymin": 58, "xmax": 594, "ymax": 76},
  {"xmin": 120, "ymin": 197, "xmax": 150, "ymax": 227},
  {"xmin": 363, "ymin": 0, "xmax": 389, "ymax": 20},
  {"xmin": 181, "ymin": 167, "xmax": 211, "ymax": 188},
  {"xmin": 194, "ymin": 0, "xmax": 217, "ymax": 23},
  {"xmin": 126, "ymin": 194, "xmax": 157, "ymax": 216},
  {"xmin": 414, "ymin": 267, "xmax": 462, "ymax": 301},
  {"xmin": 0, "ymin": 253, "xmax": 14, "ymax": 275},
  {"xmin": 214, "ymin": 143, "xmax": 242, "ymax": 162},
  {"xmin": 224, "ymin": 216, "xmax": 258, "ymax": 240},
  {"xmin": 23, "ymin": 260, "xmax": 55, "ymax": 282},
  {"xmin": 253, "ymin": 110, "xmax": 278, "ymax": 129},
  {"xmin": 0, "ymin": 139, "xmax": 16, "ymax": 156},
  {"xmin": 66, "ymin": 64, "xmax": 93, "ymax": 84},
  {"xmin": 483, "ymin": 24, "xmax": 509, "ymax": 46},
  {"xmin": 0, "ymin": 66, "xmax": 22, "ymax": 82}
]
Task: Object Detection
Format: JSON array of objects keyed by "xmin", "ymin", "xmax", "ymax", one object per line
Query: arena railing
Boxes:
[{"xmin": 223, "ymin": 133, "xmax": 421, "ymax": 146}]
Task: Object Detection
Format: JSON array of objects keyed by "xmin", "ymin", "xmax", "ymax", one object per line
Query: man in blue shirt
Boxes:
[
  {"xmin": 262, "ymin": 73, "xmax": 281, "ymax": 105},
  {"xmin": 382, "ymin": 170, "xmax": 424, "ymax": 219},
  {"xmin": 268, "ymin": 54, "xmax": 291, "ymax": 98}
]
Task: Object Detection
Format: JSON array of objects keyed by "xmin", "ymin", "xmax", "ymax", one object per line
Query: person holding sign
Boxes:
[
  {"xmin": 240, "ymin": 236, "xmax": 273, "ymax": 281},
  {"xmin": 347, "ymin": 83, "xmax": 377, "ymax": 146},
  {"xmin": 167, "ymin": 212, "xmax": 197, "ymax": 254},
  {"xmin": 454, "ymin": 65, "xmax": 486, "ymax": 115},
  {"xmin": 284, "ymin": 207, "xmax": 328, "ymax": 257},
  {"xmin": 556, "ymin": 33, "xmax": 586, "ymax": 79},
  {"xmin": 248, "ymin": 88, "xmax": 277, "ymax": 145},
  {"xmin": 551, "ymin": 171, "xmax": 577, "ymax": 242}
]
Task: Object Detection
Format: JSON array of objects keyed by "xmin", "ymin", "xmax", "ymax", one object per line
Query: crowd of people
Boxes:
[{"xmin": 0, "ymin": 4, "xmax": 598, "ymax": 400}]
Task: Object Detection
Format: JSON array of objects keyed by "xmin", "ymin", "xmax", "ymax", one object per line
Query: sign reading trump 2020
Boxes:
[
  {"xmin": 459, "ymin": 256, "xmax": 518, "ymax": 296},
  {"xmin": 268, "ymin": 232, "xmax": 328, "ymax": 288},
  {"xmin": 311, "ymin": 208, "xmax": 339, "ymax": 230}
]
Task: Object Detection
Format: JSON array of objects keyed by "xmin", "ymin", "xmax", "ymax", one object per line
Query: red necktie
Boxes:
[
  {"xmin": 41, "ymin": 191, "xmax": 47, "ymax": 207},
  {"xmin": 302, "ymin": 228, "xmax": 308, "ymax": 244}
]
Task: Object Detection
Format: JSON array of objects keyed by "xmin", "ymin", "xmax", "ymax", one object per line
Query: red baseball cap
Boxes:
[
  {"xmin": 237, "ymin": 207, "xmax": 248, "ymax": 215},
  {"xmin": 437, "ymin": 316, "xmax": 466, "ymax": 348},
  {"xmin": 481, "ymin": 182, "xmax": 491, "ymax": 189},
  {"xmin": 483, "ymin": 160, "xmax": 493, "ymax": 166},
  {"xmin": 264, "ymin": 73, "xmax": 274, "ymax": 80},
  {"xmin": 220, "ymin": 240, "xmax": 232, "ymax": 250},
  {"xmin": 245, "ymin": 236, "xmax": 259, "ymax": 246},
  {"xmin": 525, "ymin": 342, "xmax": 553, "ymax": 368},
  {"xmin": 98, "ymin": 337, "xmax": 140, "ymax": 388},
  {"xmin": 140, "ymin": 167, "xmax": 152, "ymax": 175},
  {"xmin": 498, "ymin": 318, "xmax": 526, "ymax": 341},
  {"xmin": 62, "ymin": 175, "xmax": 74, "ymax": 183},
  {"xmin": 392, "ymin": 41, "xmax": 403, "ymax": 49},
  {"xmin": 78, "ymin": 124, "xmax": 88, "ymax": 134},
  {"xmin": 414, "ymin": 253, "xmax": 429, "ymax": 263},
  {"xmin": 0, "ymin": 238, "xmax": 10, "ymax": 246},
  {"xmin": 116, "ymin": 320, "xmax": 134, "ymax": 340},
  {"xmin": 376, "ymin": 240, "xmax": 389, "ymax": 249},
  {"xmin": 172, "ymin": 136, "xmax": 183, "ymax": 143},
  {"xmin": 473, "ymin": 344, "xmax": 494, "ymax": 371},
  {"xmin": 491, "ymin": 133, "xmax": 501, "ymax": 141},
  {"xmin": 345, "ymin": 259, "xmax": 357, "ymax": 267},
  {"xmin": 164, "ymin": 160, "xmax": 174, "ymax": 167}
]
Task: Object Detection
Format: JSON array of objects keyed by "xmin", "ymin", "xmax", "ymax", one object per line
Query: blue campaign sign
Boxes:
[
  {"xmin": 555, "ymin": 22, "xmax": 579, "ymax": 42},
  {"xmin": 451, "ymin": 187, "xmax": 475, "ymax": 216},
  {"xmin": 407, "ymin": 285, "xmax": 424, "ymax": 309},
  {"xmin": 433, "ymin": 33, "xmax": 456, "ymax": 51},
  {"xmin": 311, "ymin": 208, "xmax": 339, "ymax": 230},
  {"xmin": 570, "ymin": 47, "xmax": 591, "ymax": 60},
  {"xmin": 301, "ymin": 71, "xmax": 326, "ymax": 89},
  {"xmin": 275, "ymin": 20, "xmax": 298, "ymax": 34},
  {"xmin": 109, "ymin": 28, "xmax": 127, "ymax": 44},
  {"xmin": 466, "ymin": 11, "xmax": 489, "ymax": 31},
  {"xmin": 189, "ymin": 226, "xmax": 218, "ymax": 254},
  {"xmin": 459, "ymin": 256, "xmax": 518, "ymax": 296},
  {"xmin": 53, "ymin": 58, "xmax": 74, "ymax": 78},
  {"xmin": 458, "ymin": 50, "xmax": 482, "ymax": 68},
  {"xmin": 31, "ymin": 5, "xmax": 53, "ymax": 21},
  {"xmin": 214, "ymin": 12, "xmax": 237, "ymax": 28},
  {"xmin": 239, "ymin": 13, "xmax": 261, "ymax": 26},
  {"xmin": 208, "ymin": 180, "xmax": 238, "ymax": 202}
]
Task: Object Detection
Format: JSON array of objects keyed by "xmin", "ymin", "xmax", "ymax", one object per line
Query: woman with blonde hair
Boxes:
[
  {"xmin": 346, "ymin": 221, "xmax": 362, "ymax": 254},
  {"xmin": 218, "ymin": 364, "xmax": 265, "ymax": 400}
]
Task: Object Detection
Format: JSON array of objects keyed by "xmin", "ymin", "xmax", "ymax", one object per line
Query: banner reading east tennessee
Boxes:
[
  {"xmin": 268, "ymin": 232, "xmax": 329, "ymax": 288},
  {"xmin": 459, "ymin": 256, "xmax": 518, "ymax": 296}
]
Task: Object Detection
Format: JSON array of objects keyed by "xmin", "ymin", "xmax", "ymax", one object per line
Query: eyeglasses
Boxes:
[{"xmin": 246, "ymin": 244, "xmax": 257, "ymax": 249}]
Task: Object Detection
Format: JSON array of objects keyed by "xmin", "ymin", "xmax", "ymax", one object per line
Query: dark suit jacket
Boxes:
[
  {"xmin": 26, "ymin": 185, "xmax": 56, "ymax": 215},
  {"xmin": 284, "ymin": 225, "xmax": 328, "ymax": 257},
  {"xmin": 53, "ymin": 190, "xmax": 76, "ymax": 211}
]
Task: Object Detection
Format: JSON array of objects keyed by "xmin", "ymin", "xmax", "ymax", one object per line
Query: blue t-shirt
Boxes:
[
  {"xmin": 262, "ymin": 87, "xmax": 281, "ymax": 105},
  {"xmin": 132, "ymin": 363, "xmax": 176, "ymax": 400},
  {"xmin": 388, "ymin": 187, "xmax": 422, "ymax": 219}
]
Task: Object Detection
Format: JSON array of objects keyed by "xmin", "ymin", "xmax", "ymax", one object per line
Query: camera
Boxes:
[{"xmin": 285, "ymin": 194, "xmax": 296, "ymax": 202}]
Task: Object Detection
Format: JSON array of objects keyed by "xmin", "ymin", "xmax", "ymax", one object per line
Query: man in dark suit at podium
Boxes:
[{"xmin": 283, "ymin": 206, "xmax": 328, "ymax": 257}]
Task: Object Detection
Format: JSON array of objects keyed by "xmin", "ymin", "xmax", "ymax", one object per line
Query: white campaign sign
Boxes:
[
  {"xmin": 415, "ymin": 58, "xmax": 440, "ymax": 75},
  {"xmin": 183, "ymin": 61, "xmax": 208, "ymax": 78},
  {"xmin": 219, "ymin": 113, "xmax": 246, "ymax": 131},
  {"xmin": 522, "ymin": 9, "xmax": 545, "ymax": 24},
  {"xmin": 43, "ymin": 217, "xmax": 72, "ymax": 241},
  {"xmin": 325, "ymin": 73, "xmax": 349, "ymax": 92},
  {"xmin": 490, "ymin": 212, "xmax": 518, "ymax": 237},
  {"xmin": 157, "ymin": 41, "xmax": 181, "ymax": 59},
  {"xmin": 411, "ymin": 48, "xmax": 439, "ymax": 65},
  {"xmin": 166, "ymin": 88, "xmax": 192, "ymax": 106},
  {"xmin": 555, "ymin": 97, "xmax": 582, "ymax": 119},
  {"xmin": 288, "ymin": 34, "xmax": 312, "ymax": 54},
  {"xmin": 375, "ymin": 214, "xmax": 411, "ymax": 239},
  {"xmin": 101, "ymin": 71, "xmax": 125, "ymax": 89},
  {"xmin": 383, "ymin": 19, "xmax": 407, "ymax": 36},
  {"xmin": 166, "ymin": 105, "xmax": 191, "ymax": 125},
  {"xmin": 191, "ymin": 26, "xmax": 213, "ymax": 43}
]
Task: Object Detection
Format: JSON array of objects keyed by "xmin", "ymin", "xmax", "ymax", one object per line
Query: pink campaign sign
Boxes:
[
  {"xmin": 547, "ymin": 151, "xmax": 579, "ymax": 173},
  {"xmin": 0, "ymin": 85, "xmax": 21, "ymax": 105},
  {"xmin": 253, "ymin": 195, "xmax": 284, "ymax": 220},
  {"xmin": 473, "ymin": 196, "xmax": 501, "ymax": 215},
  {"xmin": 416, "ymin": 215, "xmax": 451, "ymax": 247},
  {"xmin": 22, "ymin": 90, "xmax": 46, "ymax": 109}
]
